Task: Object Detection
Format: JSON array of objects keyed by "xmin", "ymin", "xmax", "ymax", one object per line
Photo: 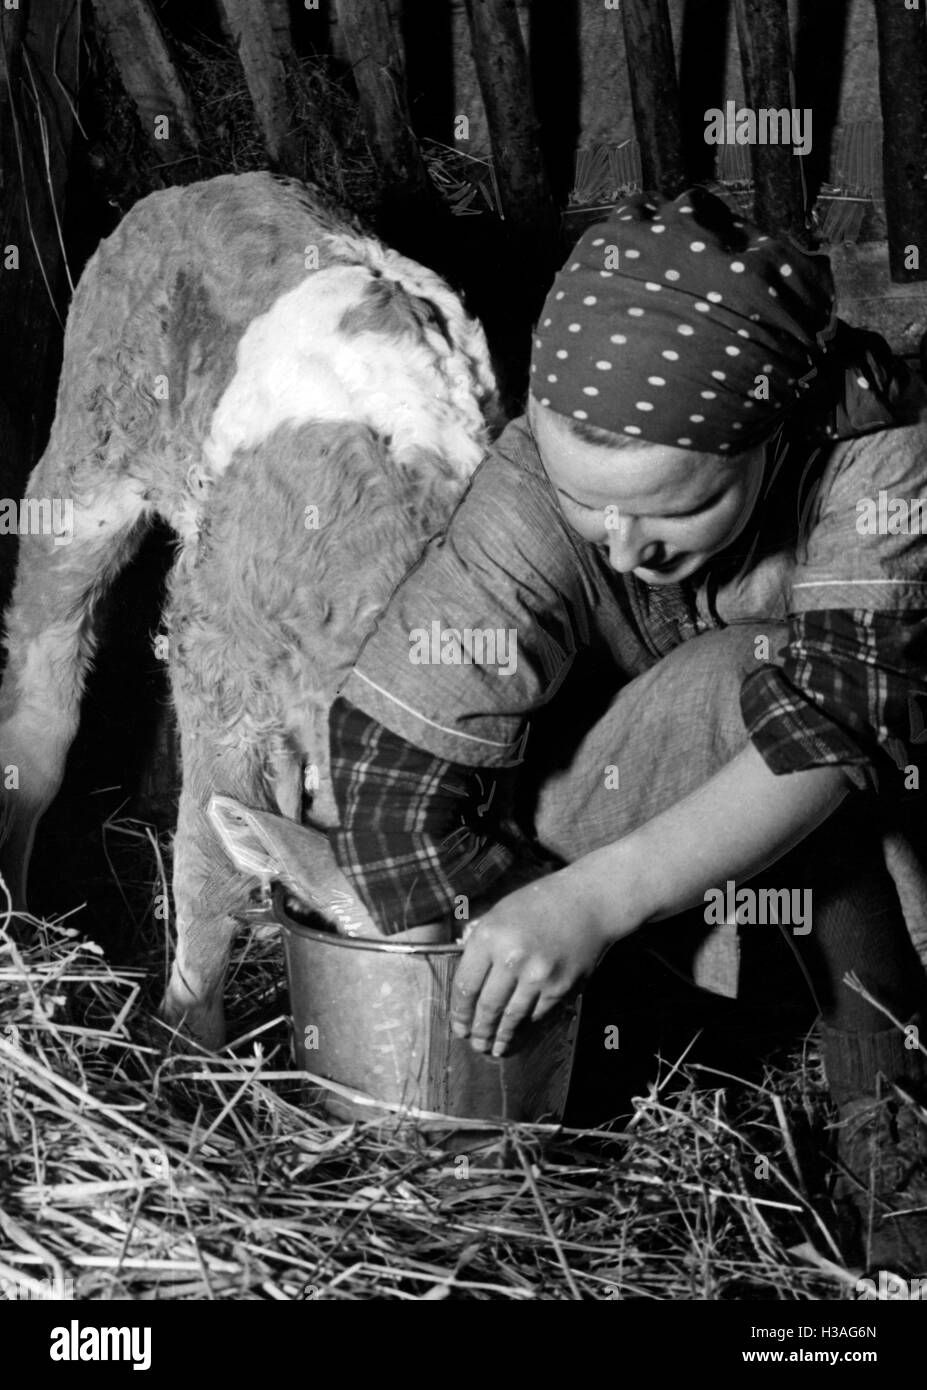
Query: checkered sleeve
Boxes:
[
  {"xmin": 328, "ymin": 695, "xmax": 531, "ymax": 934},
  {"xmin": 741, "ymin": 609, "xmax": 927, "ymax": 793}
]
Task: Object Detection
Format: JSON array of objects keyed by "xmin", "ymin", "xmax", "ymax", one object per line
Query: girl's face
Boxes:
[{"xmin": 529, "ymin": 395, "xmax": 767, "ymax": 586}]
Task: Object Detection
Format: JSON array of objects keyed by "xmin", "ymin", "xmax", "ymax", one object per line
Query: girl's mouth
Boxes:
[{"xmin": 637, "ymin": 552, "xmax": 685, "ymax": 577}]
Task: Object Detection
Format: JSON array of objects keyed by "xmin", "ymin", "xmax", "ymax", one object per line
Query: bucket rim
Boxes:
[{"xmin": 272, "ymin": 885, "xmax": 463, "ymax": 956}]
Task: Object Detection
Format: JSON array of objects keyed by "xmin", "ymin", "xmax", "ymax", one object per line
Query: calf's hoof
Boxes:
[{"xmin": 157, "ymin": 984, "xmax": 226, "ymax": 1051}]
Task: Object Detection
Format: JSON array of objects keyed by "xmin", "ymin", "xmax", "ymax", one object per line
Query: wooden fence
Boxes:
[{"xmin": 2, "ymin": 0, "xmax": 927, "ymax": 506}]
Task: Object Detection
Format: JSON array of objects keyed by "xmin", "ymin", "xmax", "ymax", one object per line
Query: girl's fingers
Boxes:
[
  {"xmin": 490, "ymin": 987, "xmax": 542, "ymax": 1057},
  {"xmin": 467, "ymin": 966, "xmax": 520, "ymax": 1052},
  {"xmin": 450, "ymin": 923, "xmax": 490, "ymax": 1037},
  {"xmin": 530, "ymin": 991, "xmax": 567, "ymax": 1024}
]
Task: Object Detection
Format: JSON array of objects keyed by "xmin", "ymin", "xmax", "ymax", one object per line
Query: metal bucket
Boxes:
[{"xmin": 275, "ymin": 888, "xmax": 579, "ymax": 1125}]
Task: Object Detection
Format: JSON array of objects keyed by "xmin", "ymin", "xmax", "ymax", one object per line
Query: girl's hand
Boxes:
[
  {"xmin": 450, "ymin": 748, "xmax": 852, "ymax": 1060},
  {"xmin": 450, "ymin": 868, "xmax": 623, "ymax": 1058}
]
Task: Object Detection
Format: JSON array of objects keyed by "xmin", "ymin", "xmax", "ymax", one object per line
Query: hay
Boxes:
[
  {"xmin": 564, "ymin": 129, "xmax": 887, "ymax": 247},
  {"xmin": 83, "ymin": 21, "xmax": 508, "ymax": 232},
  {"xmin": 0, "ymin": 833, "xmax": 872, "ymax": 1304},
  {"xmin": 421, "ymin": 139, "xmax": 502, "ymax": 218}
]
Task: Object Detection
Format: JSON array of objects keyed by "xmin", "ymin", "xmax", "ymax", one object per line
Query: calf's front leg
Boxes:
[{"xmin": 159, "ymin": 729, "xmax": 262, "ymax": 1048}]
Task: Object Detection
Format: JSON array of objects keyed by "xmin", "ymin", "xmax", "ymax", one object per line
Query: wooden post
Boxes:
[
  {"xmin": 215, "ymin": 0, "xmax": 302, "ymax": 176},
  {"xmin": 620, "ymin": 0, "xmax": 686, "ymax": 197},
  {"xmin": 0, "ymin": 0, "xmax": 79, "ymax": 588},
  {"xmin": 793, "ymin": 0, "xmax": 850, "ymax": 210},
  {"xmin": 401, "ymin": 0, "xmax": 455, "ymax": 146},
  {"xmin": 732, "ymin": 0, "xmax": 808, "ymax": 244},
  {"xmin": 529, "ymin": 0, "xmax": 581, "ymax": 204},
  {"xmin": 463, "ymin": 0, "xmax": 559, "ymax": 281},
  {"xmin": 873, "ymin": 0, "xmax": 927, "ymax": 284},
  {"xmin": 89, "ymin": 0, "xmax": 200, "ymax": 169},
  {"xmin": 678, "ymin": 0, "xmax": 730, "ymax": 185},
  {"xmin": 334, "ymin": 0, "xmax": 437, "ymax": 242}
]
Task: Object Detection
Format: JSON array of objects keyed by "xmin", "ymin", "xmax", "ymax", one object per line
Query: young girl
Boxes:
[{"xmin": 325, "ymin": 188, "xmax": 927, "ymax": 1269}]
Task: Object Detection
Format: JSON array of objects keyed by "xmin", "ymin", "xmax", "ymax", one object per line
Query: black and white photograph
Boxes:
[{"xmin": 1, "ymin": 0, "xmax": 927, "ymax": 1339}]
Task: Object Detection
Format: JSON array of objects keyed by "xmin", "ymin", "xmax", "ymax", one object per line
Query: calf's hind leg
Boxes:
[{"xmin": 0, "ymin": 474, "xmax": 148, "ymax": 904}]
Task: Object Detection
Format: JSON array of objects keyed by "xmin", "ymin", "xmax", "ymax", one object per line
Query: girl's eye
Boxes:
[
  {"xmin": 558, "ymin": 491, "xmax": 597, "ymax": 514},
  {"xmin": 673, "ymin": 488, "xmax": 727, "ymax": 519}
]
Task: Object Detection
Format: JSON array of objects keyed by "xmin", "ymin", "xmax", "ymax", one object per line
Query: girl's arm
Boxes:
[
  {"xmin": 452, "ymin": 743, "xmax": 851, "ymax": 1054},
  {"xmin": 582, "ymin": 740, "xmax": 850, "ymax": 928}
]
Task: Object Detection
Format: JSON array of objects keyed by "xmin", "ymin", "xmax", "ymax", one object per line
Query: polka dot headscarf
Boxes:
[{"xmin": 531, "ymin": 187, "xmax": 924, "ymax": 453}]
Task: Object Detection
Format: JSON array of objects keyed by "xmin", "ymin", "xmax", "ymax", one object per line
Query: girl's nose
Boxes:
[{"xmin": 606, "ymin": 514, "xmax": 651, "ymax": 573}]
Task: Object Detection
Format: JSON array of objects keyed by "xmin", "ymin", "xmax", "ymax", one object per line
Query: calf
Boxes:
[{"xmin": 0, "ymin": 172, "xmax": 497, "ymax": 1045}]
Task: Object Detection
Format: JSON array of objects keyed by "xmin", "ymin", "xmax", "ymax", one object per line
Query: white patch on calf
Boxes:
[{"xmin": 203, "ymin": 265, "xmax": 489, "ymax": 484}]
